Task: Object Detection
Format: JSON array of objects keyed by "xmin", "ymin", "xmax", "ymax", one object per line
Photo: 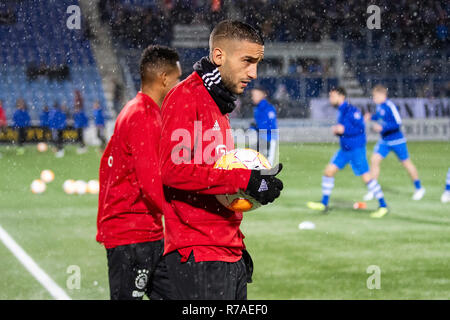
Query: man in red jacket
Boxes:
[
  {"xmin": 96, "ymin": 45, "xmax": 181, "ymax": 300},
  {"xmin": 158, "ymin": 20, "xmax": 284, "ymax": 299}
]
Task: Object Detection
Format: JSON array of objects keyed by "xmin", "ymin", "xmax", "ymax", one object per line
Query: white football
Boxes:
[
  {"xmin": 87, "ymin": 180, "xmax": 99, "ymax": 194},
  {"xmin": 31, "ymin": 179, "xmax": 46, "ymax": 194},
  {"xmin": 63, "ymin": 179, "xmax": 76, "ymax": 194},
  {"xmin": 40, "ymin": 169, "xmax": 55, "ymax": 183},
  {"xmin": 37, "ymin": 142, "xmax": 48, "ymax": 152},
  {"xmin": 74, "ymin": 180, "xmax": 87, "ymax": 195}
]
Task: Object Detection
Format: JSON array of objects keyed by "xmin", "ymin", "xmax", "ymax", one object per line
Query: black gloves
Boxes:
[{"xmin": 244, "ymin": 163, "xmax": 284, "ymax": 205}]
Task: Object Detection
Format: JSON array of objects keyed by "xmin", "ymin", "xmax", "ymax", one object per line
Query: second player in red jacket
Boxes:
[{"xmin": 96, "ymin": 45, "xmax": 181, "ymax": 300}]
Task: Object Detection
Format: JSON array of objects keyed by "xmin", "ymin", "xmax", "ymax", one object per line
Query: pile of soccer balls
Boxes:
[
  {"xmin": 62, "ymin": 179, "xmax": 99, "ymax": 195},
  {"xmin": 30, "ymin": 169, "xmax": 99, "ymax": 195},
  {"xmin": 30, "ymin": 169, "xmax": 55, "ymax": 194}
]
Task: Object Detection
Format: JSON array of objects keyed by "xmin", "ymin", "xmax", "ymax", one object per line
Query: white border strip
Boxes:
[{"xmin": 0, "ymin": 224, "xmax": 71, "ymax": 300}]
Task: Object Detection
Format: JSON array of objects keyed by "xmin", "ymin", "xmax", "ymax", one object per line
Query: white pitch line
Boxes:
[{"xmin": 0, "ymin": 224, "xmax": 71, "ymax": 300}]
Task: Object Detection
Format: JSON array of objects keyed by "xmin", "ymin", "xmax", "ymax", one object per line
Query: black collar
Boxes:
[{"xmin": 193, "ymin": 56, "xmax": 237, "ymax": 115}]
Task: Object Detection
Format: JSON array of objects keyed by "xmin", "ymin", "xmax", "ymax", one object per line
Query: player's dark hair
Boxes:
[
  {"xmin": 139, "ymin": 45, "xmax": 179, "ymax": 84},
  {"xmin": 330, "ymin": 86, "xmax": 347, "ymax": 97},
  {"xmin": 252, "ymin": 84, "xmax": 268, "ymax": 94},
  {"xmin": 209, "ymin": 20, "xmax": 264, "ymax": 52}
]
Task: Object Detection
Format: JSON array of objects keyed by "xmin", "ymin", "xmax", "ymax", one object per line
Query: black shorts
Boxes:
[
  {"xmin": 51, "ymin": 129, "xmax": 64, "ymax": 150},
  {"xmin": 106, "ymin": 239, "xmax": 165, "ymax": 300},
  {"xmin": 152, "ymin": 249, "xmax": 254, "ymax": 300},
  {"xmin": 17, "ymin": 127, "xmax": 27, "ymax": 146},
  {"xmin": 76, "ymin": 128, "xmax": 85, "ymax": 146}
]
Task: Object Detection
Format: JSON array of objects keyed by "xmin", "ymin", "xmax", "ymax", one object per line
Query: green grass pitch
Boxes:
[{"xmin": 0, "ymin": 141, "xmax": 449, "ymax": 299}]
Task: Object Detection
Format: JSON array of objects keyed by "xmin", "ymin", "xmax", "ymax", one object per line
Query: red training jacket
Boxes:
[
  {"xmin": 96, "ymin": 92, "xmax": 164, "ymax": 249},
  {"xmin": 160, "ymin": 72, "xmax": 252, "ymax": 262}
]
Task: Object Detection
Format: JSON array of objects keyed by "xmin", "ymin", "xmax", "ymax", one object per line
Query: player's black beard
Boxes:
[{"xmin": 193, "ymin": 56, "xmax": 237, "ymax": 115}]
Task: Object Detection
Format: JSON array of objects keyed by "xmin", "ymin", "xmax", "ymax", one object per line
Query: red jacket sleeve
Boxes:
[
  {"xmin": 128, "ymin": 109, "xmax": 164, "ymax": 213},
  {"xmin": 160, "ymin": 91, "xmax": 251, "ymax": 195}
]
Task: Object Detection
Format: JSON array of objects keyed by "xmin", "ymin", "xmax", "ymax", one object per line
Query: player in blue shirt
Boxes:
[
  {"xmin": 13, "ymin": 99, "xmax": 31, "ymax": 155},
  {"xmin": 40, "ymin": 105, "xmax": 51, "ymax": 141},
  {"xmin": 73, "ymin": 105, "xmax": 89, "ymax": 154},
  {"xmin": 307, "ymin": 87, "xmax": 389, "ymax": 218},
  {"xmin": 442, "ymin": 168, "xmax": 450, "ymax": 203},
  {"xmin": 39, "ymin": 105, "xmax": 50, "ymax": 127},
  {"xmin": 364, "ymin": 85, "xmax": 425, "ymax": 201},
  {"xmin": 250, "ymin": 86, "xmax": 278, "ymax": 165},
  {"xmin": 49, "ymin": 103, "xmax": 67, "ymax": 158}
]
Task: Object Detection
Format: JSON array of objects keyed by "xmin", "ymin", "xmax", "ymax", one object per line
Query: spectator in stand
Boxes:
[
  {"xmin": 93, "ymin": 101, "xmax": 107, "ymax": 150},
  {"xmin": 49, "ymin": 103, "xmax": 67, "ymax": 158},
  {"xmin": 73, "ymin": 104, "xmax": 89, "ymax": 154},
  {"xmin": 12, "ymin": 99, "xmax": 30, "ymax": 155},
  {"xmin": 39, "ymin": 105, "xmax": 51, "ymax": 141}
]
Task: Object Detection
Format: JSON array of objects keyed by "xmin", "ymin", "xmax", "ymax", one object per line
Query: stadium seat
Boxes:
[{"xmin": 0, "ymin": 0, "xmax": 107, "ymax": 122}]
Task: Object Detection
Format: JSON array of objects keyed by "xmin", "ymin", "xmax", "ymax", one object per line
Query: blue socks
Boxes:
[
  {"xmin": 367, "ymin": 179, "xmax": 387, "ymax": 208},
  {"xmin": 321, "ymin": 176, "xmax": 334, "ymax": 206},
  {"xmin": 320, "ymin": 176, "xmax": 388, "ymax": 208},
  {"xmin": 414, "ymin": 179, "xmax": 422, "ymax": 190}
]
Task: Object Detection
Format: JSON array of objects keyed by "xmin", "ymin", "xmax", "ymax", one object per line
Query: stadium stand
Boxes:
[
  {"xmin": 237, "ymin": 0, "xmax": 449, "ymax": 97},
  {"xmin": 98, "ymin": 0, "xmax": 448, "ymax": 117},
  {"xmin": 1, "ymin": 0, "xmax": 448, "ymax": 122},
  {"xmin": 0, "ymin": 0, "xmax": 107, "ymax": 123}
]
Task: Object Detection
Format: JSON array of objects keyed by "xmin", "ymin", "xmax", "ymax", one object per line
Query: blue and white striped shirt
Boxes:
[{"xmin": 371, "ymin": 99, "xmax": 405, "ymax": 144}]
